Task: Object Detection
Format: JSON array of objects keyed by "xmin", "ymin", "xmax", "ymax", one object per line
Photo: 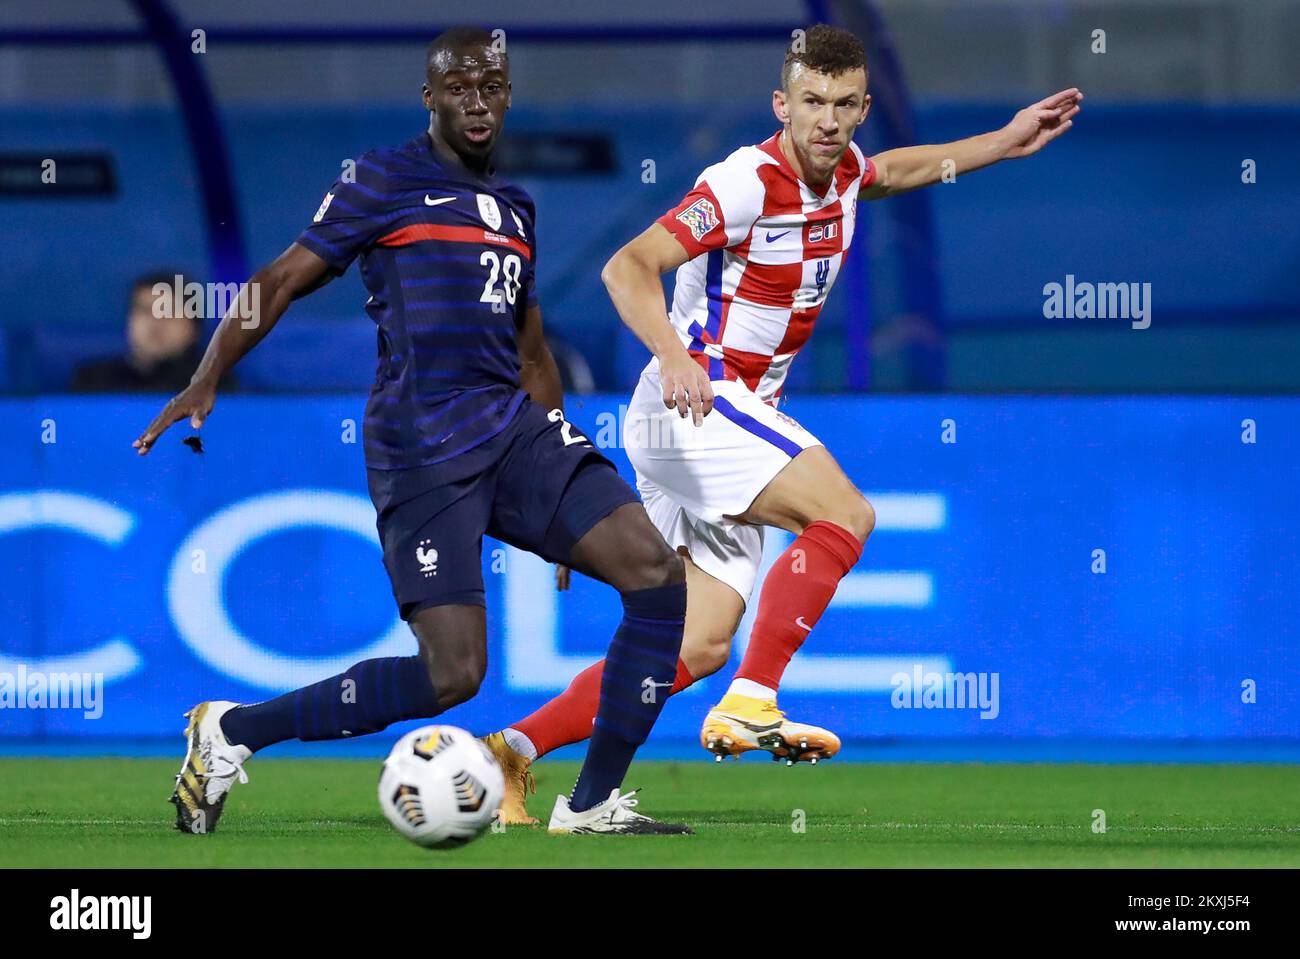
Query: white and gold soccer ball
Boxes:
[{"xmin": 378, "ymin": 725, "xmax": 504, "ymax": 848}]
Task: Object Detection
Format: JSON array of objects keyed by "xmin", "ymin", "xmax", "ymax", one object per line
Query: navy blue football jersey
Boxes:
[{"xmin": 296, "ymin": 132, "xmax": 539, "ymax": 470}]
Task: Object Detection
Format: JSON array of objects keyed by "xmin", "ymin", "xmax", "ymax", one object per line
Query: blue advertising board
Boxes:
[{"xmin": 2, "ymin": 395, "xmax": 1296, "ymax": 756}]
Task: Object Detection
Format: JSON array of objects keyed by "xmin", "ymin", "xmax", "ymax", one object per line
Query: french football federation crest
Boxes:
[
  {"xmin": 416, "ymin": 539, "xmax": 438, "ymax": 577},
  {"xmin": 675, "ymin": 197, "xmax": 719, "ymax": 241},
  {"xmin": 476, "ymin": 193, "xmax": 502, "ymax": 232}
]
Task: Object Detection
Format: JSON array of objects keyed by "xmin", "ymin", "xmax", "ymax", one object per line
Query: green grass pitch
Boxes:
[{"xmin": 1, "ymin": 759, "xmax": 1296, "ymax": 868}]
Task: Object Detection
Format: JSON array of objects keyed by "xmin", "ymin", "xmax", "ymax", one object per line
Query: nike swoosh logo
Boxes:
[
  {"xmin": 424, "ymin": 195, "xmax": 456, "ymax": 206},
  {"xmin": 765, "ymin": 231, "xmax": 790, "ymax": 243},
  {"xmin": 795, "ymin": 616, "xmax": 812, "ymax": 631},
  {"xmin": 715, "ymin": 713, "xmax": 783, "ymax": 734}
]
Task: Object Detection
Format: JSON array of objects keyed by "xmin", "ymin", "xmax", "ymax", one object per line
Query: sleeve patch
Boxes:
[
  {"xmin": 312, "ymin": 191, "xmax": 335, "ymax": 223},
  {"xmin": 675, "ymin": 197, "xmax": 720, "ymax": 241}
]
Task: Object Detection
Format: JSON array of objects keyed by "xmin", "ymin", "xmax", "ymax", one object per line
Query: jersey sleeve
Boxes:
[
  {"xmin": 655, "ymin": 157, "xmax": 764, "ymax": 259},
  {"xmin": 522, "ymin": 270, "xmax": 538, "ymax": 310},
  {"xmin": 295, "ymin": 155, "xmax": 390, "ymax": 274},
  {"xmin": 515, "ymin": 193, "xmax": 539, "ymax": 310},
  {"xmin": 850, "ymin": 141, "xmax": 878, "ymax": 191}
]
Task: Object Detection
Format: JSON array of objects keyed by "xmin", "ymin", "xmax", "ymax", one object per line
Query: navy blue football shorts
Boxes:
[{"xmin": 367, "ymin": 400, "xmax": 640, "ymax": 620}]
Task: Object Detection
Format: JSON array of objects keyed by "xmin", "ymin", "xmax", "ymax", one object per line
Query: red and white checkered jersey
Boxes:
[{"xmin": 655, "ymin": 131, "xmax": 875, "ymax": 402}]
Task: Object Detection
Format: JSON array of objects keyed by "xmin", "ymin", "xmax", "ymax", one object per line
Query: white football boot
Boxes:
[
  {"xmin": 548, "ymin": 788, "xmax": 693, "ymax": 835},
  {"xmin": 169, "ymin": 701, "xmax": 252, "ymax": 834}
]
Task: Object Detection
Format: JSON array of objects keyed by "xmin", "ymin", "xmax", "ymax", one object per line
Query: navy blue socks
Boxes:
[
  {"xmin": 217, "ymin": 582, "xmax": 685, "ymax": 804},
  {"xmin": 219, "ymin": 655, "xmax": 441, "ymax": 753},
  {"xmin": 570, "ymin": 581, "xmax": 687, "ymax": 812}
]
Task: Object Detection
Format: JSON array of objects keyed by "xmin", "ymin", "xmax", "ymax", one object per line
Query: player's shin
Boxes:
[
  {"xmin": 494, "ymin": 658, "xmax": 692, "ymax": 826},
  {"xmin": 506, "ymin": 657, "xmax": 694, "ymax": 760},
  {"xmin": 220, "ymin": 655, "xmax": 442, "ymax": 752},
  {"xmin": 734, "ymin": 520, "xmax": 862, "ymax": 693},
  {"xmin": 568, "ymin": 582, "xmax": 687, "ymax": 812}
]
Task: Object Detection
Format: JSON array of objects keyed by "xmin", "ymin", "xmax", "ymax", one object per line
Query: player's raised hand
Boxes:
[
  {"xmin": 660, "ymin": 349, "xmax": 715, "ymax": 426},
  {"xmin": 1000, "ymin": 88, "xmax": 1083, "ymax": 159},
  {"xmin": 132, "ymin": 377, "xmax": 217, "ymax": 456}
]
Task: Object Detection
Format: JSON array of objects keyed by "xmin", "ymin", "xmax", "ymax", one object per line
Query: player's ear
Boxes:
[
  {"xmin": 505, "ymin": 80, "xmax": 512, "ymax": 111},
  {"xmin": 860, "ymin": 93, "xmax": 871, "ymax": 124},
  {"xmin": 772, "ymin": 88, "xmax": 790, "ymax": 125},
  {"xmin": 421, "ymin": 83, "xmax": 434, "ymax": 110}
]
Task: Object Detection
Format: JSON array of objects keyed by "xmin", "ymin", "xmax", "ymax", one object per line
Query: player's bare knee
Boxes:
[
  {"xmin": 652, "ymin": 543, "xmax": 687, "ymax": 588},
  {"xmin": 417, "ymin": 637, "xmax": 486, "ymax": 709},
  {"xmin": 853, "ymin": 495, "xmax": 876, "ymax": 542},
  {"xmin": 682, "ymin": 632, "xmax": 730, "ymax": 678},
  {"xmin": 623, "ymin": 537, "xmax": 686, "ymax": 592},
  {"xmin": 433, "ymin": 655, "xmax": 485, "ymax": 710},
  {"xmin": 826, "ymin": 492, "xmax": 874, "ymax": 543}
]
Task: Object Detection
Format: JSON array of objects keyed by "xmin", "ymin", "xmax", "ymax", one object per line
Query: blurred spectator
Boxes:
[{"xmin": 70, "ymin": 271, "xmax": 234, "ymax": 393}]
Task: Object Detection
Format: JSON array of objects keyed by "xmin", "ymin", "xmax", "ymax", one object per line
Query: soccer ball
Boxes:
[{"xmin": 378, "ymin": 725, "xmax": 504, "ymax": 848}]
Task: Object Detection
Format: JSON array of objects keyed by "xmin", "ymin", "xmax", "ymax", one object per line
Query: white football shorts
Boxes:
[{"xmin": 622, "ymin": 361, "xmax": 822, "ymax": 604}]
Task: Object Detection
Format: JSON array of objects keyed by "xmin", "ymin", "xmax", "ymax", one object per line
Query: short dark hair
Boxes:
[
  {"xmin": 781, "ymin": 24, "xmax": 868, "ymax": 89},
  {"xmin": 426, "ymin": 26, "xmax": 503, "ymax": 82}
]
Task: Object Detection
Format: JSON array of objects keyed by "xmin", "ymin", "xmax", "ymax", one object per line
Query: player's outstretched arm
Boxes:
[
  {"xmin": 862, "ymin": 87, "xmax": 1083, "ymax": 200},
  {"xmin": 601, "ymin": 223, "xmax": 713, "ymax": 425},
  {"xmin": 132, "ymin": 242, "xmax": 334, "ymax": 455}
]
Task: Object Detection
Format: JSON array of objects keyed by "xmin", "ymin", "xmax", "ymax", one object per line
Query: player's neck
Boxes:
[
  {"xmin": 427, "ymin": 123, "xmax": 493, "ymax": 178},
  {"xmin": 778, "ymin": 129, "xmax": 832, "ymax": 190}
]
